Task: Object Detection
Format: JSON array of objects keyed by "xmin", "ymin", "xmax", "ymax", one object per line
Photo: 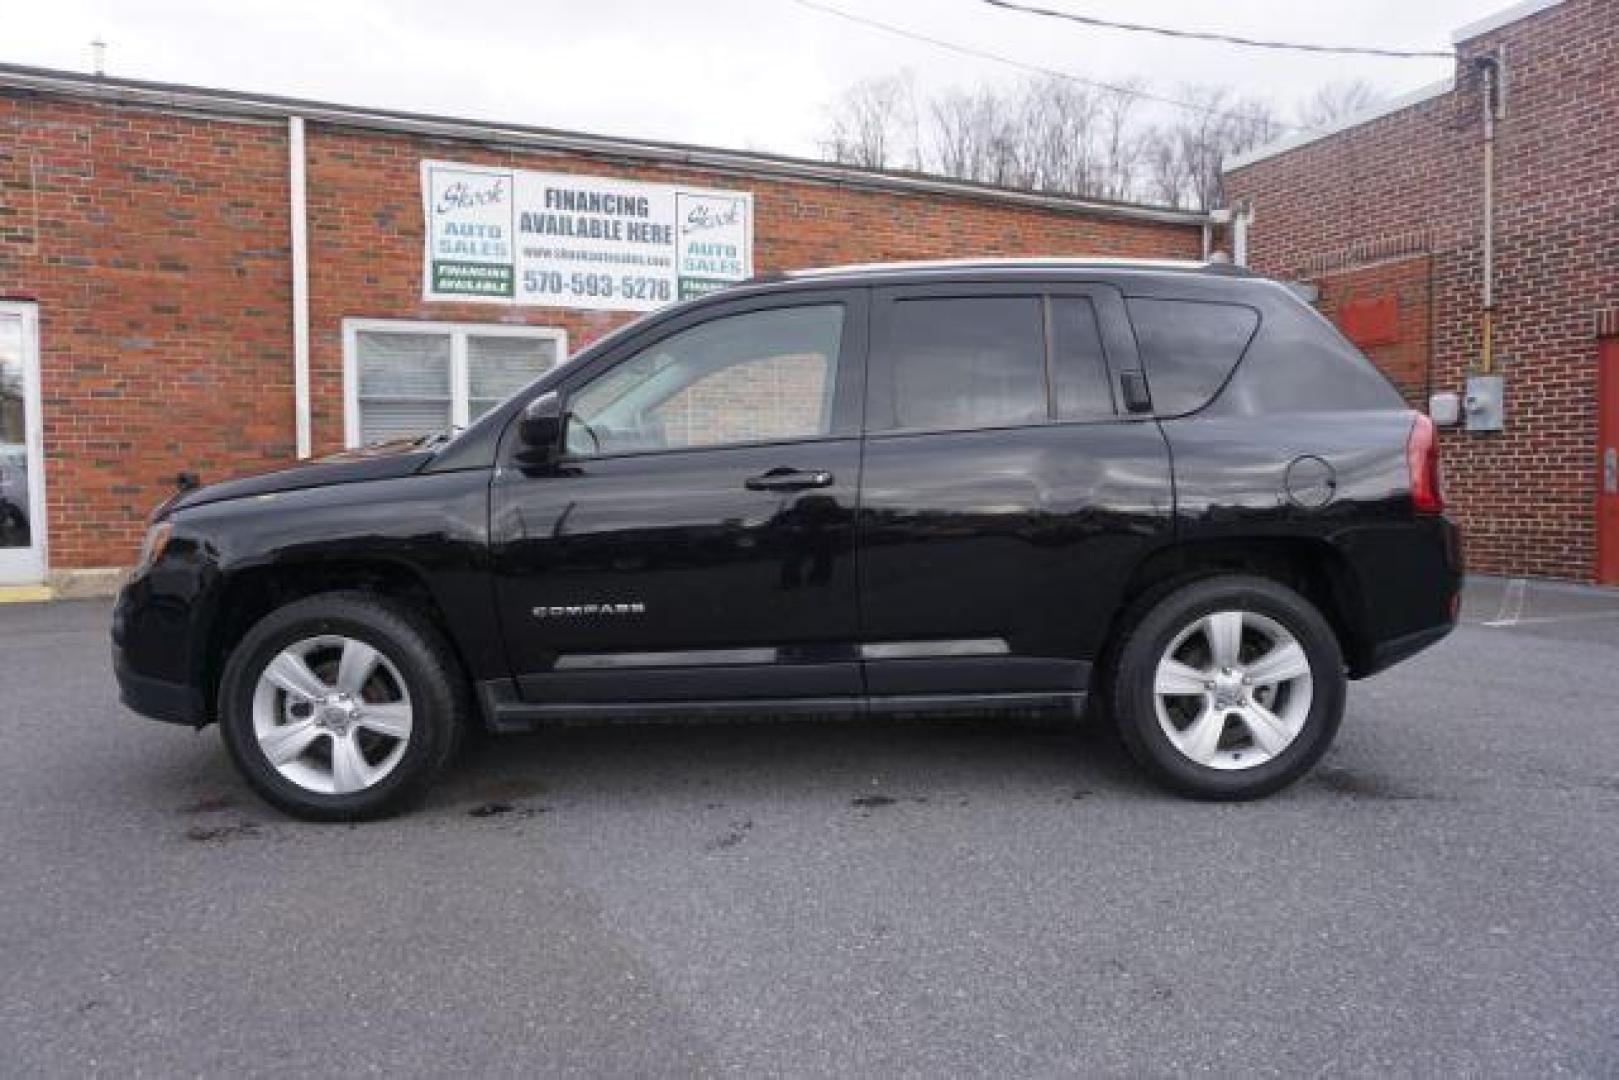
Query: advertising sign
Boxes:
[{"xmin": 422, "ymin": 160, "xmax": 753, "ymax": 311}]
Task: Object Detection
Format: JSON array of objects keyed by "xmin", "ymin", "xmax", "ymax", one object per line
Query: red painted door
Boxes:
[{"xmin": 1600, "ymin": 337, "xmax": 1619, "ymax": 585}]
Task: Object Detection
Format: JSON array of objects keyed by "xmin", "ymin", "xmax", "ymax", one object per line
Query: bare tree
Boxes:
[
  {"xmin": 1141, "ymin": 124, "xmax": 1193, "ymax": 209},
  {"xmin": 819, "ymin": 73, "xmax": 1353, "ymax": 210},
  {"xmin": 1141, "ymin": 86, "xmax": 1281, "ymax": 210},
  {"xmin": 926, "ymin": 86, "xmax": 1016, "ymax": 185},
  {"xmin": 924, "ymin": 78, "xmax": 1106, "ymax": 195},
  {"xmin": 1295, "ymin": 79, "xmax": 1387, "ymax": 131},
  {"xmin": 1095, "ymin": 80, "xmax": 1145, "ymax": 202},
  {"xmin": 1016, "ymin": 76, "xmax": 1101, "ymax": 194},
  {"xmin": 820, "ymin": 72, "xmax": 920, "ymax": 170}
]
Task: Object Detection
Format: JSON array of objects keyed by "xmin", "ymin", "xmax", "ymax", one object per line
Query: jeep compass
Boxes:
[{"xmin": 113, "ymin": 260, "xmax": 1462, "ymax": 819}]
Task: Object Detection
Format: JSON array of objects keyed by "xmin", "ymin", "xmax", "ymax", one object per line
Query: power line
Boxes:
[
  {"xmin": 786, "ymin": 0, "xmax": 1297, "ymax": 131},
  {"xmin": 978, "ymin": 0, "xmax": 1455, "ymax": 61}
]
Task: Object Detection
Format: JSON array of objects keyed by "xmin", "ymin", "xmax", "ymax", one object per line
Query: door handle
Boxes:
[
  {"xmin": 1605, "ymin": 447, "xmax": 1617, "ymax": 495},
  {"xmin": 744, "ymin": 468, "xmax": 834, "ymax": 492}
]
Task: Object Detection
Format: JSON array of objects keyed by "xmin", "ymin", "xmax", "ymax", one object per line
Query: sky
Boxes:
[{"xmin": 1, "ymin": 0, "xmax": 1502, "ymax": 158}]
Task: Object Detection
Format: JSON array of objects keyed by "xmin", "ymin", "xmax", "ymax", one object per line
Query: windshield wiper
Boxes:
[{"xmin": 413, "ymin": 427, "xmax": 462, "ymax": 449}]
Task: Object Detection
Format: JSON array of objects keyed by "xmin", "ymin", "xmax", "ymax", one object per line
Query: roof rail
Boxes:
[{"xmin": 751, "ymin": 257, "xmax": 1257, "ymax": 281}]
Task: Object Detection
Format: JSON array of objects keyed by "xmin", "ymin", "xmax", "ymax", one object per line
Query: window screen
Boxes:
[
  {"xmin": 882, "ymin": 297, "xmax": 1046, "ymax": 432},
  {"xmin": 1051, "ymin": 297, "xmax": 1115, "ymax": 421},
  {"xmin": 356, "ymin": 331, "xmax": 451, "ymax": 444},
  {"xmin": 468, "ymin": 334, "xmax": 559, "ymax": 422},
  {"xmin": 1126, "ymin": 299, "xmax": 1259, "ymax": 415}
]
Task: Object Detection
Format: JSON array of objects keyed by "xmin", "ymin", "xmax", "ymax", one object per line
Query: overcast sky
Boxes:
[{"xmin": 4, "ymin": 0, "xmax": 1498, "ymax": 156}]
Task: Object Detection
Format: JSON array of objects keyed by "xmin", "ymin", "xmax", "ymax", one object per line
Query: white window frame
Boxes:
[
  {"xmin": 342, "ymin": 319, "xmax": 568, "ymax": 449},
  {"xmin": 0, "ymin": 301, "xmax": 46, "ymax": 585}
]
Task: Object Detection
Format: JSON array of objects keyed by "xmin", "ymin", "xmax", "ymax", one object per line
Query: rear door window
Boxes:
[
  {"xmin": 1126, "ymin": 298, "xmax": 1259, "ymax": 415},
  {"xmin": 876, "ymin": 296, "xmax": 1047, "ymax": 433},
  {"xmin": 1050, "ymin": 297, "xmax": 1117, "ymax": 421}
]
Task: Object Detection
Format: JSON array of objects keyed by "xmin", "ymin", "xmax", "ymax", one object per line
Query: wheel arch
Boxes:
[
  {"xmin": 202, "ymin": 558, "xmax": 473, "ymax": 720},
  {"xmin": 1094, "ymin": 536, "xmax": 1374, "ymax": 691}
]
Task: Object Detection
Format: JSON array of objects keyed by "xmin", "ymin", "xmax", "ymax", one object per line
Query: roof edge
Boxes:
[
  {"xmin": 1223, "ymin": 75, "xmax": 1455, "ymax": 173},
  {"xmin": 1451, "ymin": 0, "xmax": 1565, "ymax": 43},
  {"xmin": 0, "ymin": 61, "xmax": 1209, "ymax": 228},
  {"xmin": 1225, "ymin": 0, "xmax": 1571, "ymax": 173}
]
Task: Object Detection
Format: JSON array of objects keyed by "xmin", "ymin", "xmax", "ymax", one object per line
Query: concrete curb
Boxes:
[
  {"xmin": 0, "ymin": 568, "xmax": 126, "ymax": 604},
  {"xmin": 0, "ymin": 585, "xmax": 54, "ymax": 604}
]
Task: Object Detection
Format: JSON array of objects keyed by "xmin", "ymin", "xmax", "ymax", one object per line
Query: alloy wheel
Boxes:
[
  {"xmin": 1152, "ymin": 609, "xmax": 1314, "ymax": 771},
  {"xmin": 251, "ymin": 635, "xmax": 414, "ymax": 795}
]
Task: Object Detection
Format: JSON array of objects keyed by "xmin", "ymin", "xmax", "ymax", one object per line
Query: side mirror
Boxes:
[{"xmin": 518, "ymin": 391, "xmax": 564, "ymax": 453}]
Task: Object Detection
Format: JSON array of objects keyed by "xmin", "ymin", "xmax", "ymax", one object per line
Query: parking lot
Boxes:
[{"xmin": 2, "ymin": 577, "xmax": 1616, "ymax": 1076}]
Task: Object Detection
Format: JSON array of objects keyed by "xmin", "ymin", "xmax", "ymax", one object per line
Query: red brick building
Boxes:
[
  {"xmin": 0, "ymin": 64, "xmax": 1206, "ymax": 594},
  {"xmin": 1226, "ymin": 0, "xmax": 1619, "ymax": 584}
]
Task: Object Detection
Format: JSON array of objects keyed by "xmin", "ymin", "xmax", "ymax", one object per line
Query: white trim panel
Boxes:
[
  {"xmin": 1452, "ymin": 0, "xmax": 1565, "ymax": 42},
  {"xmin": 289, "ymin": 116, "xmax": 312, "ymax": 459},
  {"xmin": 341, "ymin": 318, "xmax": 568, "ymax": 449}
]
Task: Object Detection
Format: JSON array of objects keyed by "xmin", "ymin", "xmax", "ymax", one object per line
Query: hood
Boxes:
[{"xmin": 163, "ymin": 440, "xmax": 437, "ymax": 516}]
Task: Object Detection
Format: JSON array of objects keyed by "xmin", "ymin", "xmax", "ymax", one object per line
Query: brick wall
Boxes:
[
  {"xmin": 0, "ymin": 88, "xmax": 1200, "ymax": 571},
  {"xmin": 1313, "ymin": 253, "xmax": 1433, "ymax": 406},
  {"xmin": 1227, "ymin": 0, "xmax": 1619, "ymax": 581},
  {"xmin": 0, "ymin": 97, "xmax": 295, "ymax": 569},
  {"xmin": 301, "ymin": 126, "xmax": 1198, "ymax": 455}
]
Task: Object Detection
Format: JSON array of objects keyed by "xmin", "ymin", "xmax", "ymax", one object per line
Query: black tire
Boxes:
[
  {"xmin": 1108, "ymin": 575, "xmax": 1345, "ymax": 800},
  {"xmin": 218, "ymin": 591, "xmax": 468, "ymax": 821}
]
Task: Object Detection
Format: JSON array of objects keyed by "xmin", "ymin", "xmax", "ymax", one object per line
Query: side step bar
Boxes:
[{"xmin": 476, "ymin": 680, "xmax": 1086, "ymax": 731}]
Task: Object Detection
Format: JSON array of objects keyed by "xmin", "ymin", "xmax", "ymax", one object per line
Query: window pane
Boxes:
[
  {"xmin": 468, "ymin": 334, "xmax": 559, "ymax": 420},
  {"xmin": 882, "ymin": 297, "xmax": 1046, "ymax": 432},
  {"xmin": 1051, "ymin": 297, "xmax": 1115, "ymax": 421},
  {"xmin": 1126, "ymin": 299, "xmax": 1259, "ymax": 415},
  {"xmin": 356, "ymin": 330, "xmax": 451, "ymax": 444},
  {"xmin": 567, "ymin": 305, "xmax": 843, "ymax": 456},
  {"xmin": 357, "ymin": 331, "xmax": 450, "ymax": 397},
  {"xmin": 0, "ymin": 319, "xmax": 31, "ymax": 550}
]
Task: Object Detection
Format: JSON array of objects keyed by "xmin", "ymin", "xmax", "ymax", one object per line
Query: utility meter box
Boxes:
[
  {"xmin": 1428, "ymin": 391, "xmax": 1461, "ymax": 426},
  {"xmin": 1464, "ymin": 374, "xmax": 1506, "ymax": 432}
]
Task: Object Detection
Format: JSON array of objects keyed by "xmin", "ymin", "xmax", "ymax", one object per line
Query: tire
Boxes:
[
  {"xmin": 1107, "ymin": 575, "xmax": 1345, "ymax": 800},
  {"xmin": 218, "ymin": 591, "xmax": 468, "ymax": 821}
]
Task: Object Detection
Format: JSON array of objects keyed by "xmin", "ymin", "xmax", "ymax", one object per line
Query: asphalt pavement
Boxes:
[{"xmin": 2, "ymin": 577, "xmax": 1617, "ymax": 1076}]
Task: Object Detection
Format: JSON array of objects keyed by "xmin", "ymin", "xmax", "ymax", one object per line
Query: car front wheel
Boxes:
[
  {"xmin": 218, "ymin": 592, "xmax": 467, "ymax": 821},
  {"xmin": 1108, "ymin": 575, "xmax": 1346, "ymax": 800}
]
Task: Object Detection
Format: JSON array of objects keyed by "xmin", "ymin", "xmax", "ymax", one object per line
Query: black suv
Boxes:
[{"xmin": 114, "ymin": 260, "xmax": 1461, "ymax": 820}]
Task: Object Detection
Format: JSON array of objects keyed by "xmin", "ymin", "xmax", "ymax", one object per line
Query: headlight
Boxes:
[{"xmin": 137, "ymin": 522, "xmax": 173, "ymax": 571}]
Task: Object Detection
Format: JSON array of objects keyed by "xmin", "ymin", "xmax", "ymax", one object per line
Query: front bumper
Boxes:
[
  {"xmin": 113, "ymin": 644, "xmax": 207, "ymax": 726},
  {"xmin": 112, "ymin": 583, "xmax": 208, "ymax": 727}
]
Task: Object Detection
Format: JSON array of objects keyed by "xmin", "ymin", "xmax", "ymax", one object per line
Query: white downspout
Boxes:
[
  {"xmin": 1232, "ymin": 202, "xmax": 1251, "ymax": 267},
  {"xmin": 289, "ymin": 116, "xmax": 312, "ymax": 459},
  {"xmin": 1476, "ymin": 50, "xmax": 1504, "ymax": 375},
  {"xmin": 1205, "ymin": 206, "xmax": 1231, "ymax": 261}
]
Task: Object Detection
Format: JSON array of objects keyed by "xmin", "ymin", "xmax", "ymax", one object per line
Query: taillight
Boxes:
[{"xmin": 1407, "ymin": 413, "xmax": 1444, "ymax": 513}]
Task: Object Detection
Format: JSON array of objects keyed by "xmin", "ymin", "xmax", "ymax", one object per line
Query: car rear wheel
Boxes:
[
  {"xmin": 1108, "ymin": 575, "xmax": 1345, "ymax": 800},
  {"xmin": 218, "ymin": 592, "xmax": 467, "ymax": 821}
]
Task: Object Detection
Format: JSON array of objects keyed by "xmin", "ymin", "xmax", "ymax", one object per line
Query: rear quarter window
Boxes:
[{"xmin": 1127, "ymin": 298, "xmax": 1260, "ymax": 416}]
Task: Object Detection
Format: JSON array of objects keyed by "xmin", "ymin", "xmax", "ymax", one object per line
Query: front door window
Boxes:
[{"xmin": 563, "ymin": 305, "xmax": 844, "ymax": 457}]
